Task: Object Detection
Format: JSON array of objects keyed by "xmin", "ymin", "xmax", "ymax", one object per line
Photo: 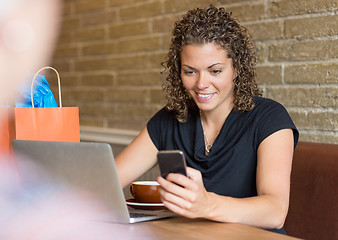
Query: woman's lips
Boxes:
[{"xmin": 195, "ymin": 92, "xmax": 215, "ymax": 101}]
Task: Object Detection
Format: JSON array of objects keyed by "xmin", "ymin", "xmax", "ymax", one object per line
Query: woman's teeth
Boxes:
[{"xmin": 198, "ymin": 93, "xmax": 211, "ymax": 98}]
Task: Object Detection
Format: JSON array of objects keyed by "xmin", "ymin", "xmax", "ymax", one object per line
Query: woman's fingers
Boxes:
[
  {"xmin": 186, "ymin": 167, "xmax": 203, "ymax": 183},
  {"xmin": 157, "ymin": 175, "xmax": 195, "ymax": 206},
  {"xmin": 157, "ymin": 168, "xmax": 211, "ymax": 219}
]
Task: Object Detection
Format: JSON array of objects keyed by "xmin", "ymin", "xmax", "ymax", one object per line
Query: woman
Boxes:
[{"xmin": 116, "ymin": 5, "xmax": 298, "ymax": 234}]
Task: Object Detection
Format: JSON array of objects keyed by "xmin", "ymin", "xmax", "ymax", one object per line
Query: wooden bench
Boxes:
[{"xmin": 284, "ymin": 141, "xmax": 338, "ymax": 240}]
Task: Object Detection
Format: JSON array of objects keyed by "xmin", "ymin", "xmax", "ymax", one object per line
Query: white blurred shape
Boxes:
[
  {"xmin": 2, "ymin": 19, "xmax": 35, "ymax": 52},
  {"xmin": 0, "ymin": 0, "xmax": 23, "ymax": 21}
]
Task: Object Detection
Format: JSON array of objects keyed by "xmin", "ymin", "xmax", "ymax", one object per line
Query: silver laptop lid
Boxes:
[{"xmin": 12, "ymin": 140, "xmax": 130, "ymax": 223}]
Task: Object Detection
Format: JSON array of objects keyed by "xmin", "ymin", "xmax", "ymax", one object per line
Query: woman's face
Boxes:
[{"xmin": 180, "ymin": 43, "xmax": 236, "ymax": 114}]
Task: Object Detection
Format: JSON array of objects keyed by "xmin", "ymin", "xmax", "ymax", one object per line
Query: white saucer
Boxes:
[{"xmin": 126, "ymin": 198, "xmax": 165, "ymax": 210}]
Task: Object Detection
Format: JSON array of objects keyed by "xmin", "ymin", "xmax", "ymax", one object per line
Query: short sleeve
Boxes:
[{"xmin": 256, "ymin": 99, "xmax": 299, "ymax": 148}]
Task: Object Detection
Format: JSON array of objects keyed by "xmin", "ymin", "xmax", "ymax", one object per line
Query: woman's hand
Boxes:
[{"xmin": 156, "ymin": 167, "xmax": 213, "ymax": 219}]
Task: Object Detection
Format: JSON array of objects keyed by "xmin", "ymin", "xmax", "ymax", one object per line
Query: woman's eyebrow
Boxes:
[
  {"xmin": 207, "ymin": 63, "xmax": 224, "ymax": 68},
  {"xmin": 182, "ymin": 63, "xmax": 224, "ymax": 69},
  {"xmin": 182, "ymin": 64, "xmax": 196, "ymax": 70}
]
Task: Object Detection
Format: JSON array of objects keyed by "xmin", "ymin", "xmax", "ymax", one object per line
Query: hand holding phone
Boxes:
[{"xmin": 157, "ymin": 150, "xmax": 187, "ymax": 178}]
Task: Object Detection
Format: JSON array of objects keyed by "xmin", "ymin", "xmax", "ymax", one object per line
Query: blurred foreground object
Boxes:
[
  {"xmin": 0, "ymin": 158, "xmax": 153, "ymax": 240},
  {"xmin": 0, "ymin": 1, "xmax": 152, "ymax": 238},
  {"xmin": 0, "ymin": 0, "xmax": 61, "ymax": 106}
]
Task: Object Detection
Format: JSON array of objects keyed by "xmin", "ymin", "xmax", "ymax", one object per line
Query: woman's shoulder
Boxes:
[
  {"xmin": 254, "ymin": 96, "xmax": 283, "ymax": 107},
  {"xmin": 151, "ymin": 107, "xmax": 176, "ymax": 120},
  {"xmin": 252, "ymin": 96, "xmax": 298, "ymax": 147},
  {"xmin": 232, "ymin": 97, "xmax": 290, "ymax": 125},
  {"xmin": 248, "ymin": 96, "xmax": 295, "ymax": 131},
  {"xmin": 150, "ymin": 107, "xmax": 198, "ymax": 123},
  {"xmin": 148, "ymin": 107, "xmax": 177, "ymax": 129},
  {"xmin": 253, "ymin": 97, "xmax": 288, "ymax": 115}
]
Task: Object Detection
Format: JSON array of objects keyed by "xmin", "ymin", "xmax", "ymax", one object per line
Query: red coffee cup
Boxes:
[{"xmin": 130, "ymin": 181, "xmax": 161, "ymax": 203}]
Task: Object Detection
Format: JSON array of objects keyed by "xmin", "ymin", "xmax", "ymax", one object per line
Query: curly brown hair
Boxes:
[{"xmin": 162, "ymin": 4, "xmax": 262, "ymax": 122}]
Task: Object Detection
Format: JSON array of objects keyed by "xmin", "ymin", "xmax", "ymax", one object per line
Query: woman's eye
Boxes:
[
  {"xmin": 183, "ymin": 70, "xmax": 195, "ymax": 76},
  {"xmin": 211, "ymin": 69, "xmax": 221, "ymax": 75}
]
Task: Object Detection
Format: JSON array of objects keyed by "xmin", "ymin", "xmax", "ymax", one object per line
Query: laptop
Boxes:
[{"xmin": 12, "ymin": 140, "xmax": 176, "ymax": 223}]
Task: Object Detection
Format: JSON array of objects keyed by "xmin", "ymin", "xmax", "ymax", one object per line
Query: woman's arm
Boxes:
[
  {"xmin": 157, "ymin": 128, "xmax": 294, "ymax": 229},
  {"xmin": 115, "ymin": 126, "xmax": 158, "ymax": 188}
]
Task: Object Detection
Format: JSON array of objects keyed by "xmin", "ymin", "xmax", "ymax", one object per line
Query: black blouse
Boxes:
[{"xmin": 147, "ymin": 97, "xmax": 299, "ymax": 234}]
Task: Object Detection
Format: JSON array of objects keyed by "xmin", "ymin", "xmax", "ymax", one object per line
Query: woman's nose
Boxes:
[{"xmin": 196, "ymin": 72, "xmax": 210, "ymax": 89}]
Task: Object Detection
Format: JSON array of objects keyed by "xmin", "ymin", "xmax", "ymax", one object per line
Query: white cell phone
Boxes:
[{"xmin": 157, "ymin": 150, "xmax": 187, "ymax": 178}]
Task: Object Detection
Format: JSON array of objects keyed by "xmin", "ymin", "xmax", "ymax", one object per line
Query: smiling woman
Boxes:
[
  {"xmin": 180, "ymin": 43, "xmax": 237, "ymax": 155},
  {"xmin": 163, "ymin": 5, "xmax": 261, "ymax": 123},
  {"xmin": 115, "ymin": 5, "xmax": 298, "ymax": 235},
  {"xmin": 180, "ymin": 44, "xmax": 236, "ymax": 112}
]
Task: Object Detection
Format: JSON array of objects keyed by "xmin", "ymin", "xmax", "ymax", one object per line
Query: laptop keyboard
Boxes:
[{"xmin": 130, "ymin": 212, "xmax": 156, "ymax": 218}]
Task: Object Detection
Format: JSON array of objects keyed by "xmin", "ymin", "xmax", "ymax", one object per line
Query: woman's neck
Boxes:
[
  {"xmin": 199, "ymin": 105, "xmax": 233, "ymax": 155},
  {"xmin": 199, "ymin": 104, "xmax": 233, "ymax": 132}
]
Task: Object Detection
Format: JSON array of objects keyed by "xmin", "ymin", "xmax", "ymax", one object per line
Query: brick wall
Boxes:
[{"xmin": 50, "ymin": 0, "xmax": 338, "ymax": 144}]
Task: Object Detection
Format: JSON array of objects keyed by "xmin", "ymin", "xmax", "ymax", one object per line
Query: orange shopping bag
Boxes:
[
  {"xmin": 0, "ymin": 108, "xmax": 15, "ymax": 156},
  {"xmin": 14, "ymin": 66, "xmax": 80, "ymax": 142},
  {"xmin": 0, "ymin": 66, "xmax": 79, "ymax": 158}
]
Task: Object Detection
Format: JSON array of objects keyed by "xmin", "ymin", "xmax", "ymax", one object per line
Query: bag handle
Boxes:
[{"xmin": 31, "ymin": 66, "xmax": 62, "ymax": 108}]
